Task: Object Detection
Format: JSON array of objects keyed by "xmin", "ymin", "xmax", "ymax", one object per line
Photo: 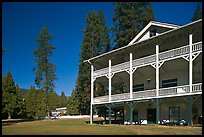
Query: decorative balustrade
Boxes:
[
  {"xmin": 132, "ymin": 54, "xmax": 156, "ymax": 67},
  {"xmin": 159, "ymin": 85, "xmax": 190, "ymax": 96},
  {"xmin": 192, "ymin": 41, "xmax": 202, "ymax": 52},
  {"xmin": 93, "ymin": 95, "xmax": 109, "ymax": 103},
  {"xmin": 111, "ymin": 92, "xmax": 130, "ymax": 101},
  {"xmin": 94, "ymin": 67, "xmax": 109, "ymax": 78},
  {"xmin": 93, "ymin": 41, "xmax": 202, "ymax": 78},
  {"xmin": 132, "ymin": 89, "xmax": 156, "ymax": 99},
  {"xmin": 111, "ymin": 61, "xmax": 130, "ymax": 74},
  {"xmin": 192, "ymin": 83, "xmax": 202, "ymax": 92},
  {"xmin": 93, "ymin": 83, "xmax": 202, "ymax": 104},
  {"xmin": 159, "ymin": 45, "xmax": 190, "ymax": 61}
]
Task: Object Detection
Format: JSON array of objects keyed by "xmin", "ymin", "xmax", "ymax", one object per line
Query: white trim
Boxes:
[
  {"xmin": 189, "ymin": 34, "xmax": 192, "ymax": 93},
  {"xmin": 128, "ymin": 21, "xmax": 179, "ymax": 45},
  {"xmin": 156, "ymin": 45, "xmax": 159, "ymax": 97},
  {"xmin": 92, "ymin": 92, "xmax": 202, "ymax": 105},
  {"xmin": 130, "ymin": 53, "xmax": 133, "ymax": 99},
  {"xmin": 109, "ymin": 60, "xmax": 112, "ymax": 102}
]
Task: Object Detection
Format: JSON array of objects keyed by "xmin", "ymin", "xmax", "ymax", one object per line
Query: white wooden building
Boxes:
[{"xmin": 84, "ymin": 19, "xmax": 202, "ymax": 125}]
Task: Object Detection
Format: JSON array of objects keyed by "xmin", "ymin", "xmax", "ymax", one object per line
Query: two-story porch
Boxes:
[{"xmin": 85, "ymin": 19, "xmax": 202, "ymax": 125}]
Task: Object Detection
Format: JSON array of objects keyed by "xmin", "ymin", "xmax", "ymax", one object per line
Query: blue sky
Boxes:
[{"xmin": 2, "ymin": 2, "xmax": 202, "ymax": 96}]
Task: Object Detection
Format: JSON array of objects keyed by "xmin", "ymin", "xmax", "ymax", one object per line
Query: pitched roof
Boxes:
[
  {"xmin": 128, "ymin": 21, "xmax": 180, "ymax": 45},
  {"xmin": 84, "ymin": 19, "xmax": 202, "ymax": 64}
]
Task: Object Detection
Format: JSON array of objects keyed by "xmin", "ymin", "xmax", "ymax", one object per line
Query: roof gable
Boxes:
[{"xmin": 128, "ymin": 21, "xmax": 180, "ymax": 45}]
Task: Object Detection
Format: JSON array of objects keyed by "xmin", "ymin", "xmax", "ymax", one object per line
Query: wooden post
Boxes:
[
  {"xmin": 109, "ymin": 60, "xmax": 112, "ymax": 102},
  {"xmin": 90, "ymin": 65, "xmax": 94, "ymax": 124},
  {"xmin": 189, "ymin": 34, "xmax": 192, "ymax": 93},
  {"xmin": 130, "ymin": 53, "xmax": 133, "ymax": 99}
]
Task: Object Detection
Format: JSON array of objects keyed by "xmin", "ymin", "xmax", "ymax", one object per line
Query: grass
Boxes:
[{"xmin": 2, "ymin": 118, "xmax": 202, "ymax": 135}]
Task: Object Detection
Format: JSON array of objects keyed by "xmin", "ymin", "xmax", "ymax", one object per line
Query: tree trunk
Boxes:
[{"xmin": 8, "ymin": 112, "xmax": 11, "ymax": 119}]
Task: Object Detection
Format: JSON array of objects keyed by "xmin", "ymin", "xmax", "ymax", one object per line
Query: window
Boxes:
[
  {"xmin": 162, "ymin": 78, "xmax": 177, "ymax": 88},
  {"xmin": 133, "ymin": 84, "xmax": 144, "ymax": 92},
  {"xmin": 150, "ymin": 29, "xmax": 157, "ymax": 37},
  {"xmin": 169, "ymin": 107, "xmax": 180, "ymax": 123}
]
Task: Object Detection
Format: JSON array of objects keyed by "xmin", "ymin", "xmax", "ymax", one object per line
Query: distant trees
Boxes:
[
  {"xmin": 74, "ymin": 10, "xmax": 111, "ymax": 115},
  {"xmin": 58, "ymin": 91, "xmax": 68, "ymax": 108},
  {"xmin": 24, "ymin": 86, "xmax": 59, "ymax": 118},
  {"xmin": 191, "ymin": 3, "xmax": 202, "ymax": 22},
  {"xmin": 33, "ymin": 25, "xmax": 57, "ymax": 118},
  {"xmin": 2, "ymin": 71, "xmax": 26, "ymax": 119},
  {"xmin": 2, "ymin": 71, "xmax": 17, "ymax": 119},
  {"xmin": 111, "ymin": 2, "xmax": 155, "ymax": 49},
  {"xmin": 14, "ymin": 84, "xmax": 26, "ymax": 118},
  {"xmin": 66, "ymin": 89, "xmax": 79, "ymax": 115}
]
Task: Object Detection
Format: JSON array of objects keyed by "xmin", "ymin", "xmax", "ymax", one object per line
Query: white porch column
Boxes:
[
  {"xmin": 188, "ymin": 96, "xmax": 193, "ymax": 126},
  {"xmin": 130, "ymin": 53, "xmax": 133, "ymax": 99},
  {"xmin": 109, "ymin": 60, "xmax": 112, "ymax": 102},
  {"xmin": 189, "ymin": 34, "xmax": 193, "ymax": 93},
  {"xmin": 156, "ymin": 45, "xmax": 159, "ymax": 97},
  {"xmin": 90, "ymin": 65, "xmax": 94, "ymax": 124}
]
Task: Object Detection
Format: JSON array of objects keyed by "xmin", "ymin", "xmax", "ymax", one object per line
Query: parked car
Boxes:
[{"xmin": 51, "ymin": 115, "xmax": 59, "ymax": 120}]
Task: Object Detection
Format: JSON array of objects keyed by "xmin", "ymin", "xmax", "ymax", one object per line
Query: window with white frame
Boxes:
[
  {"xmin": 150, "ymin": 29, "xmax": 157, "ymax": 37},
  {"xmin": 169, "ymin": 107, "xmax": 180, "ymax": 123}
]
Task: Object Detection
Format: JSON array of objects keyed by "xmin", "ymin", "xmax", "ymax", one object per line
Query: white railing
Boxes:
[
  {"xmin": 111, "ymin": 61, "xmax": 130, "ymax": 74},
  {"xmin": 93, "ymin": 96, "xmax": 109, "ymax": 103},
  {"xmin": 192, "ymin": 83, "xmax": 202, "ymax": 92},
  {"xmin": 159, "ymin": 85, "xmax": 190, "ymax": 96},
  {"xmin": 94, "ymin": 67, "xmax": 109, "ymax": 77},
  {"xmin": 111, "ymin": 92, "xmax": 130, "ymax": 101},
  {"xmin": 132, "ymin": 54, "xmax": 156, "ymax": 67},
  {"xmin": 159, "ymin": 45, "xmax": 190, "ymax": 61},
  {"xmin": 192, "ymin": 41, "xmax": 202, "ymax": 52},
  {"xmin": 93, "ymin": 41, "xmax": 202, "ymax": 78},
  {"xmin": 93, "ymin": 83, "xmax": 202, "ymax": 104},
  {"xmin": 132, "ymin": 89, "xmax": 156, "ymax": 99}
]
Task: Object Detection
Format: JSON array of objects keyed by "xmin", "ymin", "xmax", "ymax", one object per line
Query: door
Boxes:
[
  {"xmin": 147, "ymin": 108, "xmax": 156, "ymax": 124},
  {"xmin": 133, "ymin": 110, "xmax": 138, "ymax": 122}
]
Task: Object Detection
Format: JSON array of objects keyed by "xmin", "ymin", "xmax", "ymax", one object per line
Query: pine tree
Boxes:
[
  {"xmin": 59, "ymin": 91, "xmax": 68, "ymax": 108},
  {"xmin": 25, "ymin": 86, "xmax": 38, "ymax": 118},
  {"xmin": 47, "ymin": 91, "xmax": 59, "ymax": 115},
  {"xmin": 111, "ymin": 2, "xmax": 155, "ymax": 49},
  {"xmin": 75, "ymin": 10, "xmax": 111, "ymax": 114},
  {"xmin": 33, "ymin": 25, "xmax": 57, "ymax": 118},
  {"xmin": 14, "ymin": 84, "xmax": 26, "ymax": 118},
  {"xmin": 2, "ymin": 71, "xmax": 17, "ymax": 119},
  {"xmin": 66, "ymin": 89, "xmax": 79, "ymax": 115},
  {"xmin": 191, "ymin": 3, "xmax": 202, "ymax": 22}
]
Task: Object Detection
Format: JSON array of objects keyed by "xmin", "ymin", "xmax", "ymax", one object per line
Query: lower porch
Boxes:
[{"xmin": 91, "ymin": 94, "xmax": 202, "ymax": 126}]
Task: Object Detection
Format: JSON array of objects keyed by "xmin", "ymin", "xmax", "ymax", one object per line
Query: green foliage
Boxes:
[
  {"xmin": 66, "ymin": 90, "xmax": 79, "ymax": 115},
  {"xmin": 14, "ymin": 84, "xmax": 26, "ymax": 118},
  {"xmin": 75, "ymin": 10, "xmax": 111, "ymax": 114},
  {"xmin": 33, "ymin": 25, "xmax": 57, "ymax": 118},
  {"xmin": 2, "ymin": 71, "xmax": 17, "ymax": 119},
  {"xmin": 33, "ymin": 25, "xmax": 57, "ymax": 92},
  {"xmin": 25, "ymin": 86, "xmax": 59, "ymax": 118},
  {"xmin": 111, "ymin": 2, "xmax": 155, "ymax": 49},
  {"xmin": 191, "ymin": 3, "xmax": 202, "ymax": 21},
  {"xmin": 47, "ymin": 91, "xmax": 59, "ymax": 113},
  {"xmin": 58, "ymin": 91, "xmax": 68, "ymax": 108},
  {"xmin": 25, "ymin": 86, "xmax": 38, "ymax": 118}
]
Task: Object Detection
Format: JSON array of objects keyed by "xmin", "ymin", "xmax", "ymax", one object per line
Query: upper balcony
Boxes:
[{"xmin": 93, "ymin": 41, "xmax": 202, "ymax": 79}]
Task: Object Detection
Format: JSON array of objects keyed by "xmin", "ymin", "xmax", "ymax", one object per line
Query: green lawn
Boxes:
[{"xmin": 2, "ymin": 118, "xmax": 202, "ymax": 135}]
